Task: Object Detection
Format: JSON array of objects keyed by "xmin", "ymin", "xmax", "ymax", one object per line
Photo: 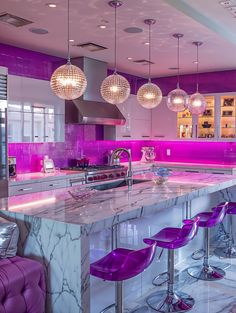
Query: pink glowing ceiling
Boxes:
[{"xmin": 1, "ymin": 0, "xmax": 236, "ymax": 78}]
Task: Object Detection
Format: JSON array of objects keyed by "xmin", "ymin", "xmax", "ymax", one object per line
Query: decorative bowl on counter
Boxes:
[{"xmin": 152, "ymin": 167, "xmax": 172, "ymax": 185}]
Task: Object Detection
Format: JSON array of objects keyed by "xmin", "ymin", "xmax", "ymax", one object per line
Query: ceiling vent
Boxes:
[
  {"xmin": 0, "ymin": 12, "xmax": 33, "ymax": 27},
  {"xmin": 75, "ymin": 42, "xmax": 107, "ymax": 52},
  {"xmin": 132, "ymin": 59, "xmax": 154, "ymax": 65}
]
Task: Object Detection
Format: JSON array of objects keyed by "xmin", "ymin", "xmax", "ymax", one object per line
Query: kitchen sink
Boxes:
[{"xmin": 91, "ymin": 179, "xmax": 150, "ymax": 191}]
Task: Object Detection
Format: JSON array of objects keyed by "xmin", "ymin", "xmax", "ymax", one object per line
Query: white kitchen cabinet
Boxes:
[
  {"xmin": 7, "ymin": 75, "xmax": 65, "ymax": 143},
  {"xmin": 9, "ymin": 182, "xmax": 42, "ymax": 196},
  {"xmin": 114, "ymin": 95, "xmax": 152, "ymax": 140},
  {"xmin": 151, "ymin": 97, "xmax": 177, "ymax": 140},
  {"xmin": 9, "ymin": 173, "xmax": 86, "ymax": 196}
]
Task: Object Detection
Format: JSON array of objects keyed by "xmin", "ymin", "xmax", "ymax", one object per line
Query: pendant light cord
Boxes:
[
  {"xmin": 196, "ymin": 44, "xmax": 199, "ymax": 92},
  {"xmin": 148, "ymin": 23, "xmax": 151, "ymax": 82},
  {"xmin": 67, "ymin": 0, "xmax": 71, "ymax": 63},
  {"xmin": 114, "ymin": 5, "xmax": 117, "ymax": 74},
  {"xmin": 177, "ymin": 36, "xmax": 180, "ymax": 89}
]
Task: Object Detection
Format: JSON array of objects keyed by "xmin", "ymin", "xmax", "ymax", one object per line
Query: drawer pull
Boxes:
[
  {"xmin": 185, "ymin": 170, "xmax": 199, "ymax": 173},
  {"xmin": 142, "ymin": 135, "xmax": 150, "ymax": 138},
  {"xmin": 49, "ymin": 183, "xmax": 60, "ymax": 187},
  {"xmin": 122, "ymin": 135, "xmax": 131, "ymax": 138},
  {"xmin": 154, "ymin": 135, "xmax": 165, "ymax": 138},
  {"xmin": 212, "ymin": 172, "xmax": 224, "ymax": 175},
  {"xmin": 19, "ymin": 187, "xmax": 33, "ymax": 191}
]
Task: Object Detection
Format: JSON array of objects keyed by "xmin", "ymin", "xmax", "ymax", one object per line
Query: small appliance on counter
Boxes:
[
  {"xmin": 140, "ymin": 147, "xmax": 156, "ymax": 163},
  {"xmin": 42, "ymin": 155, "xmax": 55, "ymax": 173},
  {"xmin": 8, "ymin": 156, "xmax": 17, "ymax": 178}
]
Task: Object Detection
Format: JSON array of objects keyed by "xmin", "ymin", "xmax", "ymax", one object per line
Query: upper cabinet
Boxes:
[
  {"xmin": 197, "ymin": 96, "xmax": 215, "ymax": 139},
  {"xmin": 114, "ymin": 92, "xmax": 236, "ymax": 142},
  {"xmin": 7, "ymin": 75, "xmax": 65, "ymax": 143},
  {"xmin": 115, "ymin": 94, "xmax": 152, "ymax": 140},
  {"xmin": 220, "ymin": 95, "xmax": 236, "ymax": 139},
  {"xmin": 152, "ymin": 98, "xmax": 177, "ymax": 140}
]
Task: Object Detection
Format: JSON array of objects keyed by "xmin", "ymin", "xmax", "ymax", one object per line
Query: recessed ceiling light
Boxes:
[
  {"xmin": 46, "ymin": 3, "xmax": 57, "ymax": 8},
  {"xmin": 127, "ymin": 57, "xmax": 133, "ymax": 60},
  {"xmin": 98, "ymin": 24, "xmax": 107, "ymax": 29},
  {"xmin": 69, "ymin": 39, "xmax": 74, "ymax": 42},
  {"xmin": 143, "ymin": 42, "xmax": 150, "ymax": 45}
]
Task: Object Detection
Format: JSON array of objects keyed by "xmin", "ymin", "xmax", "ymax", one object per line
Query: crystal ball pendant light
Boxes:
[
  {"xmin": 50, "ymin": 0, "xmax": 87, "ymax": 100},
  {"xmin": 167, "ymin": 34, "xmax": 189, "ymax": 112},
  {"xmin": 100, "ymin": 1, "xmax": 130, "ymax": 105},
  {"xmin": 188, "ymin": 42, "xmax": 206, "ymax": 115},
  {"xmin": 137, "ymin": 19, "xmax": 162, "ymax": 109}
]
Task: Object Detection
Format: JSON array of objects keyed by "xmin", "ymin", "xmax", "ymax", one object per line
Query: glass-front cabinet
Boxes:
[
  {"xmin": 220, "ymin": 95, "xmax": 236, "ymax": 139},
  {"xmin": 175, "ymin": 93, "xmax": 236, "ymax": 141},
  {"xmin": 177, "ymin": 109, "xmax": 193, "ymax": 139},
  {"xmin": 197, "ymin": 96, "xmax": 215, "ymax": 139}
]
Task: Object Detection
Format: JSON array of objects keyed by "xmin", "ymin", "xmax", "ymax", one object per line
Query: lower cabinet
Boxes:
[
  {"xmin": 9, "ymin": 175, "xmax": 85, "ymax": 196},
  {"xmin": 9, "ymin": 182, "xmax": 42, "ymax": 196}
]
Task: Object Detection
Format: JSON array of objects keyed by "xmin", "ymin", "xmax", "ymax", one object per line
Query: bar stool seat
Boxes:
[
  {"xmin": 188, "ymin": 204, "xmax": 227, "ymax": 281},
  {"xmin": 90, "ymin": 243, "xmax": 156, "ymax": 313},
  {"xmin": 144, "ymin": 217, "xmax": 200, "ymax": 312}
]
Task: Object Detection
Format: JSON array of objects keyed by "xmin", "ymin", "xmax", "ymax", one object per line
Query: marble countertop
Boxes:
[
  {"xmin": 122, "ymin": 161, "xmax": 236, "ymax": 170},
  {"xmin": 9, "ymin": 170, "xmax": 86, "ymax": 186},
  {"xmin": 2, "ymin": 171, "xmax": 236, "ymax": 233}
]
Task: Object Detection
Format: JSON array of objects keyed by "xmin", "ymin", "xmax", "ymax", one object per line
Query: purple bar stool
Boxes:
[
  {"xmin": 90, "ymin": 242, "xmax": 156, "ymax": 313},
  {"xmin": 215, "ymin": 202, "xmax": 236, "ymax": 258},
  {"xmin": 143, "ymin": 217, "xmax": 199, "ymax": 313},
  {"xmin": 187, "ymin": 203, "xmax": 227, "ymax": 281}
]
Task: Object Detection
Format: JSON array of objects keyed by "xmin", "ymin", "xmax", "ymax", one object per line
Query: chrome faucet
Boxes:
[{"xmin": 111, "ymin": 148, "xmax": 133, "ymax": 188}]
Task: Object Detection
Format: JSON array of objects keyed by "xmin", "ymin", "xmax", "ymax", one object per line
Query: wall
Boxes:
[{"xmin": 2, "ymin": 43, "xmax": 236, "ymax": 173}]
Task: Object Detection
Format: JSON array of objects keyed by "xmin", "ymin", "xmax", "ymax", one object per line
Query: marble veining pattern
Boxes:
[{"xmin": 0, "ymin": 211, "xmax": 85, "ymax": 313}]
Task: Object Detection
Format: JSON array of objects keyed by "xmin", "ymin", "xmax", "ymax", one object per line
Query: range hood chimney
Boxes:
[{"xmin": 65, "ymin": 57, "xmax": 126, "ymax": 125}]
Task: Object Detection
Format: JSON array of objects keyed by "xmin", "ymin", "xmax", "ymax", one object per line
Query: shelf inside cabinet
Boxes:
[
  {"xmin": 220, "ymin": 95, "xmax": 236, "ymax": 139},
  {"xmin": 197, "ymin": 96, "xmax": 215, "ymax": 139},
  {"xmin": 177, "ymin": 109, "xmax": 193, "ymax": 139}
]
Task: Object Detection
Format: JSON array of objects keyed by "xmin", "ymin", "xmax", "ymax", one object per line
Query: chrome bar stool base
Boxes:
[
  {"xmin": 100, "ymin": 303, "xmax": 115, "ymax": 313},
  {"xmin": 214, "ymin": 246, "xmax": 236, "ymax": 259},
  {"xmin": 146, "ymin": 290, "xmax": 194, "ymax": 312},
  {"xmin": 187, "ymin": 265, "xmax": 225, "ymax": 281}
]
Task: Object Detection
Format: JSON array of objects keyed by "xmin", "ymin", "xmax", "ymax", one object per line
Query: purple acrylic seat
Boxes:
[
  {"xmin": 188, "ymin": 203, "xmax": 227, "ymax": 281},
  {"xmin": 215, "ymin": 202, "xmax": 236, "ymax": 258},
  {"xmin": 90, "ymin": 243, "xmax": 156, "ymax": 313},
  {"xmin": 143, "ymin": 217, "xmax": 199, "ymax": 313}
]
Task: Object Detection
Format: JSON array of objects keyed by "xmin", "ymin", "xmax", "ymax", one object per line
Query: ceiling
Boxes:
[{"xmin": 1, "ymin": 0, "xmax": 236, "ymax": 78}]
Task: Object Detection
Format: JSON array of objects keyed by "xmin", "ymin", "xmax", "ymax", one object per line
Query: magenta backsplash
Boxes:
[{"xmin": 8, "ymin": 125, "xmax": 236, "ymax": 173}]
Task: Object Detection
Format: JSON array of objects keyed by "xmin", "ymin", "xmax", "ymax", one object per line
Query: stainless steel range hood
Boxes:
[{"xmin": 65, "ymin": 57, "xmax": 126, "ymax": 126}]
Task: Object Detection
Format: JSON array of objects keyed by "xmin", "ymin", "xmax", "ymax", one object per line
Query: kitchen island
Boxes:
[{"xmin": 0, "ymin": 171, "xmax": 236, "ymax": 312}]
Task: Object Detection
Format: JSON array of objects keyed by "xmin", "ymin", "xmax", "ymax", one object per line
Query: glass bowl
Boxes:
[{"xmin": 152, "ymin": 167, "xmax": 171, "ymax": 185}]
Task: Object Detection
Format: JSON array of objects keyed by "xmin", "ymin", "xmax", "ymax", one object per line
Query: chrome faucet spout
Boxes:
[{"xmin": 111, "ymin": 148, "xmax": 133, "ymax": 188}]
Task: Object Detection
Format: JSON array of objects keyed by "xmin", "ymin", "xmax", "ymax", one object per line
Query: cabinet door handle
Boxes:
[
  {"xmin": 154, "ymin": 135, "xmax": 165, "ymax": 138},
  {"xmin": 34, "ymin": 136, "xmax": 39, "ymax": 138},
  {"xmin": 212, "ymin": 172, "xmax": 224, "ymax": 175},
  {"xmin": 19, "ymin": 187, "xmax": 33, "ymax": 191},
  {"xmin": 142, "ymin": 135, "xmax": 150, "ymax": 138},
  {"xmin": 185, "ymin": 170, "xmax": 199, "ymax": 173},
  {"xmin": 49, "ymin": 183, "xmax": 60, "ymax": 187},
  {"xmin": 122, "ymin": 135, "xmax": 131, "ymax": 138}
]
